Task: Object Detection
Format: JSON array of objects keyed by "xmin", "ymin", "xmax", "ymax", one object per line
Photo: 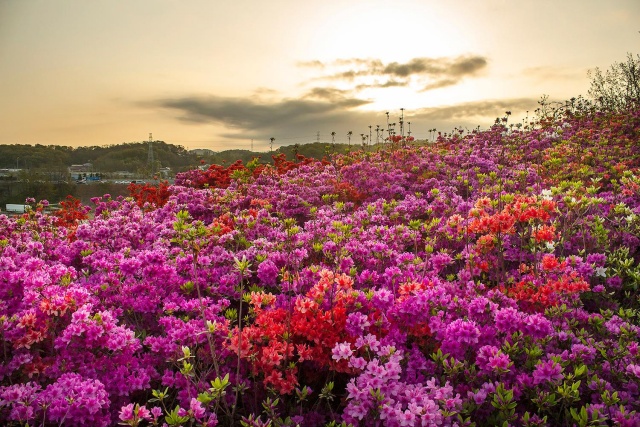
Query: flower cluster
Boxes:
[{"xmin": 1, "ymin": 107, "xmax": 640, "ymax": 425}]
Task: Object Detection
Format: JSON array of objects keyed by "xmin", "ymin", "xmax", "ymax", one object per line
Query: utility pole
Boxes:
[
  {"xmin": 385, "ymin": 112, "xmax": 390, "ymax": 144},
  {"xmin": 331, "ymin": 131, "xmax": 336, "ymax": 154},
  {"xmin": 148, "ymin": 133, "xmax": 155, "ymax": 176},
  {"xmin": 400, "ymin": 108, "xmax": 405, "ymax": 139}
]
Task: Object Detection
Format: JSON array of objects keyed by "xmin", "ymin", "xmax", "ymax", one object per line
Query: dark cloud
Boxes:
[
  {"xmin": 303, "ymin": 55, "xmax": 488, "ymax": 94},
  {"xmin": 448, "ymin": 56, "xmax": 488, "ymax": 76},
  {"xmin": 383, "ymin": 58, "xmax": 435, "ymax": 77},
  {"xmin": 421, "ymin": 78, "xmax": 458, "ymax": 91},
  {"xmin": 355, "ymin": 80, "xmax": 409, "ymax": 90},
  {"xmin": 302, "ymin": 87, "xmax": 360, "ymax": 103},
  {"xmin": 152, "ymin": 94, "xmax": 372, "ymax": 140},
  {"xmin": 150, "ymin": 94, "xmax": 538, "ymax": 145},
  {"xmin": 330, "ymin": 70, "xmax": 361, "ymax": 81},
  {"xmin": 317, "ymin": 55, "xmax": 487, "ymax": 80}
]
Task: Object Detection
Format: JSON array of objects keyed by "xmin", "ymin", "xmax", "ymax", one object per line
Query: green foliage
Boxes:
[
  {"xmin": 164, "ymin": 405, "xmax": 191, "ymax": 426},
  {"xmin": 0, "ymin": 141, "xmax": 199, "ymax": 173}
]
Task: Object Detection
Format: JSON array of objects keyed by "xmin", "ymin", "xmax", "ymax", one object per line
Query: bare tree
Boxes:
[{"xmin": 588, "ymin": 53, "xmax": 640, "ymax": 111}]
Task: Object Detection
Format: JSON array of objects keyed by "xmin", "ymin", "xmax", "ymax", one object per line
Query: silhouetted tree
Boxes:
[{"xmin": 588, "ymin": 53, "xmax": 640, "ymax": 111}]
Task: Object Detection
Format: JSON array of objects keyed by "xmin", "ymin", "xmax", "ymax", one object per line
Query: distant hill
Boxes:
[
  {"xmin": 0, "ymin": 142, "xmax": 198, "ymax": 175},
  {"xmin": 0, "ymin": 139, "xmax": 425, "ymax": 206},
  {"xmin": 0, "ymin": 140, "xmax": 378, "ymax": 178}
]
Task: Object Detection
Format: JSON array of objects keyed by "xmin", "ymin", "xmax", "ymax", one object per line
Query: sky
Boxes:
[{"xmin": 1, "ymin": 0, "xmax": 639, "ymax": 151}]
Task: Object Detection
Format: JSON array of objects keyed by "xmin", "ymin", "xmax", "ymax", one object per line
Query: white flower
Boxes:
[{"xmin": 595, "ymin": 267, "xmax": 607, "ymax": 278}]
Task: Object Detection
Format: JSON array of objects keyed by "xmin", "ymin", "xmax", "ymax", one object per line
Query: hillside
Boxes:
[
  {"xmin": 0, "ymin": 141, "xmax": 198, "ymax": 174},
  {"xmin": 0, "ymin": 140, "xmax": 364, "ymax": 175},
  {"xmin": 0, "ymin": 140, "xmax": 376, "ymax": 207},
  {"xmin": 2, "ymin": 105, "xmax": 640, "ymax": 426},
  {"xmin": 0, "ymin": 141, "xmax": 356, "ymax": 206}
]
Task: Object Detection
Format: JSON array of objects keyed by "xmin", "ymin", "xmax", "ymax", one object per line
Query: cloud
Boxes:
[
  {"xmin": 302, "ymin": 55, "xmax": 488, "ymax": 93},
  {"xmin": 150, "ymin": 94, "xmax": 538, "ymax": 144},
  {"xmin": 316, "ymin": 56, "xmax": 487, "ymax": 79},
  {"xmin": 303, "ymin": 87, "xmax": 352, "ymax": 101},
  {"xmin": 447, "ymin": 56, "xmax": 488, "ymax": 76},
  {"xmin": 152, "ymin": 94, "xmax": 372, "ymax": 139},
  {"xmin": 332, "ymin": 58, "xmax": 384, "ymax": 68},
  {"xmin": 421, "ymin": 78, "xmax": 459, "ymax": 91},
  {"xmin": 382, "ymin": 59, "xmax": 431, "ymax": 77},
  {"xmin": 252, "ymin": 87, "xmax": 281, "ymax": 97},
  {"xmin": 354, "ymin": 80, "xmax": 409, "ymax": 90}
]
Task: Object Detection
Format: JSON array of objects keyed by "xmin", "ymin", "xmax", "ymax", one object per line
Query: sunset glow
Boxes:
[{"xmin": 0, "ymin": 0, "xmax": 638, "ymax": 150}]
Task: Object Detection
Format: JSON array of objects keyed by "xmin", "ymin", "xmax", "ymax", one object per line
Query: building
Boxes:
[
  {"xmin": 0, "ymin": 169, "xmax": 22, "ymax": 178},
  {"xmin": 189, "ymin": 149, "xmax": 215, "ymax": 156},
  {"xmin": 68, "ymin": 163, "xmax": 93, "ymax": 180},
  {"xmin": 157, "ymin": 167, "xmax": 172, "ymax": 178}
]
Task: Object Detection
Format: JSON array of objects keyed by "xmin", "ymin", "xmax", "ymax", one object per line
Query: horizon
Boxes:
[{"xmin": 1, "ymin": 0, "xmax": 638, "ymax": 151}]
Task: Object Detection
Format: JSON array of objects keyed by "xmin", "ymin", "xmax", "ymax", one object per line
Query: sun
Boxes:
[
  {"xmin": 307, "ymin": 1, "xmax": 467, "ymax": 62},
  {"xmin": 298, "ymin": 0, "xmax": 479, "ymax": 115}
]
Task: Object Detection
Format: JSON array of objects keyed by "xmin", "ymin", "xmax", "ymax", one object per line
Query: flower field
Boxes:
[{"xmin": 2, "ymin": 107, "xmax": 640, "ymax": 426}]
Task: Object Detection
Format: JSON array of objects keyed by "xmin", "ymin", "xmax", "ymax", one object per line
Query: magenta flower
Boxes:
[
  {"xmin": 331, "ymin": 342, "xmax": 353, "ymax": 361},
  {"xmin": 190, "ymin": 397, "xmax": 206, "ymax": 420},
  {"xmin": 476, "ymin": 345, "xmax": 512, "ymax": 374},
  {"xmin": 533, "ymin": 359, "xmax": 564, "ymax": 384},
  {"xmin": 626, "ymin": 364, "xmax": 640, "ymax": 378},
  {"xmin": 119, "ymin": 403, "xmax": 135, "ymax": 422},
  {"xmin": 119, "ymin": 403, "xmax": 151, "ymax": 426}
]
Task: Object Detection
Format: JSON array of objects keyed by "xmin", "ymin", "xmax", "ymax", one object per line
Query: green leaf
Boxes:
[{"xmin": 165, "ymin": 405, "xmax": 190, "ymax": 426}]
